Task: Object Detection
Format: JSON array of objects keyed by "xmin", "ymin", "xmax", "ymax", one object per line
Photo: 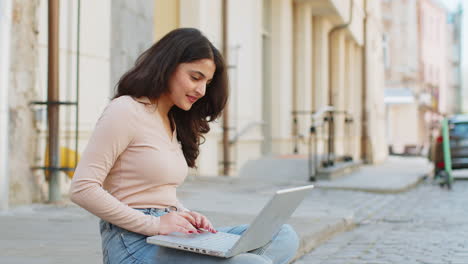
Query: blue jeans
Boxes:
[{"xmin": 100, "ymin": 208, "xmax": 299, "ymax": 264}]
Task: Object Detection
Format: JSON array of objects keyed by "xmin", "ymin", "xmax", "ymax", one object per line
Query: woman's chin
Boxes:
[{"xmin": 177, "ymin": 103, "xmax": 192, "ymax": 111}]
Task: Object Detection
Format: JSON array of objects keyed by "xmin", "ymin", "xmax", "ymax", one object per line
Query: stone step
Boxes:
[
  {"xmin": 317, "ymin": 160, "xmax": 362, "ymax": 180},
  {"xmin": 238, "ymin": 155, "xmax": 361, "ymax": 183}
]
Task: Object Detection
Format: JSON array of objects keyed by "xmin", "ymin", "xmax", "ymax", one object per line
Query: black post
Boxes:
[{"xmin": 309, "ymin": 125, "xmax": 317, "ymax": 181}]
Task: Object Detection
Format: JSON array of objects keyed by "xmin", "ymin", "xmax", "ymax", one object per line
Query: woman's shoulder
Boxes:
[
  {"xmin": 99, "ymin": 96, "xmax": 140, "ymax": 120},
  {"xmin": 111, "ymin": 95, "xmax": 137, "ymax": 105},
  {"xmin": 107, "ymin": 95, "xmax": 140, "ymax": 111},
  {"xmin": 104, "ymin": 96, "xmax": 156, "ymax": 122},
  {"xmin": 111, "ymin": 95, "xmax": 153, "ymax": 108}
]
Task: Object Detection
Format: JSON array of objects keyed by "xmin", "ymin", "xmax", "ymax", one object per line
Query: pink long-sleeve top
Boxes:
[{"xmin": 70, "ymin": 95, "xmax": 189, "ymax": 236}]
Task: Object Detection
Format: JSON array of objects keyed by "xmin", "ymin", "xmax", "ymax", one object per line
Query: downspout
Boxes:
[
  {"xmin": 75, "ymin": 0, "xmax": 81, "ymax": 174},
  {"xmin": 456, "ymin": 7, "xmax": 463, "ymax": 114},
  {"xmin": 327, "ymin": 0, "xmax": 354, "ymax": 165},
  {"xmin": 222, "ymin": 0, "xmax": 230, "ymax": 175},
  {"xmin": 0, "ymin": 0, "xmax": 12, "ymax": 210},
  {"xmin": 48, "ymin": 0, "xmax": 61, "ymax": 202},
  {"xmin": 361, "ymin": 2, "xmax": 368, "ymax": 162}
]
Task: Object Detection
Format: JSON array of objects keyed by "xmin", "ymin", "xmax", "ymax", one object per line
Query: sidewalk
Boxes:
[
  {"xmin": 0, "ymin": 156, "xmax": 432, "ymax": 263},
  {"xmin": 315, "ymin": 156, "xmax": 432, "ymax": 193}
]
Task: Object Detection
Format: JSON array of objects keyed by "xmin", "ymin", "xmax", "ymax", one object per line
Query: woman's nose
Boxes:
[{"xmin": 195, "ymin": 83, "xmax": 206, "ymax": 97}]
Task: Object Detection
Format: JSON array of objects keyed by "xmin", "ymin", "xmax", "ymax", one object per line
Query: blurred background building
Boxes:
[
  {"xmin": 0, "ymin": 0, "xmax": 464, "ymax": 208},
  {"xmin": 383, "ymin": 0, "xmax": 463, "ymax": 156}
]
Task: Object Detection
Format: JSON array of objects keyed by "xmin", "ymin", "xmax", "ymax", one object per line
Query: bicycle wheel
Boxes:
[
  {"xmin": 445, "ymin": 171, "xmax": 452, "ymax": 190},
  {"xmin": 437, "ymin": 171, "xmax": 448, "ymax": 188}
]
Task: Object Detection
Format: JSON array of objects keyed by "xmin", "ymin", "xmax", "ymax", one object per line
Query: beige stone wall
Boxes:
[
  {"xmin": 156, "ymin": 0, "xmax": 388, "ymax": 175},
  {"xmin": 3, "ymin": 0, "xmax": 392, "ymax": 208},
  {"xmin": 292, "ymin": 1, "xmax": 313, "ymax": 152},
  {"xmin": 383, "ymin": 0, "xmax": 457, "ymax": 153},
  {"xmin": 111, "ymin": 0, "xmax": 155, "ymax": 92},
  {"xmin": 363, "ymin": 0, "xmax": 388, "ymax": 163},
  {"xmin": 28, "ymin": 0, "xmax": 153, "ymax": 202},
  {"xmin": 387, "ymin": 104, "xmax": 420, "ymax": 153},
  {"xmin": 154, "ymin": 0, "xmax": 179, "ymax": 42},
  {"xmin": 382, "ymin": 0, "xmax": 421, "ymax": 153},
  {"xmin": 312, "ymin": 16, "xmax": 332, "ymax": 159},
  {"xmin": 304, "ymin": 0, "xmax": 384, "ymax": 164},
  {"xmin": 348, "ymin": 42, "xmax": 363, "ymax": 161},
  {"xmin": 382, "ymin": 0, "xmax": 419, "ymax": 86},
  {"xmin": 9, "ymin": 0, "xmax": 42, "ymax": 205},
  {"xmin": 270, "ymin": 0, "xmax": 294, "ymax": 149}
]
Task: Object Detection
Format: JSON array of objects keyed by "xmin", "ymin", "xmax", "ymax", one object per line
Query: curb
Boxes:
[
  {"xmin": 293, "ymin": 216, "xmax": 355, "ymax": 262},
  {"xmin": 315, "ymin": 173, "xmax": 428, "ymax": 194}
]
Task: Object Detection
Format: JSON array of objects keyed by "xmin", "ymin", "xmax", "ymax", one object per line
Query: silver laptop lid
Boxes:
[{"xmin": 227, "ymin": 185, "xmax": 314, "ymax": 257}]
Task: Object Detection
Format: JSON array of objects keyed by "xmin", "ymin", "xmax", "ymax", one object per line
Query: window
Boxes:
[{"xmin": 450, "ymin": 123, "xmax": 468, "ymax": 135}]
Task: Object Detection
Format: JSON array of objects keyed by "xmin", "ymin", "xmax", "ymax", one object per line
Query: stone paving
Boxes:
[
  {"xmin": 315, "ymin": 156, "xmax": 432, "ymax": 194},
  {"xmin": 295, "ymin": 180, "xmax": 468, "ymax": 264},
  {"xmin": 0, "ymin": 156, "xmax": 433, "ymax": 263}
]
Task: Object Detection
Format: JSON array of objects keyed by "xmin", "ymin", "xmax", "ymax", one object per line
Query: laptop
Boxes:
[{"xmin": 146, "ymin": 185, "xmax": 314, "ymax": 258}]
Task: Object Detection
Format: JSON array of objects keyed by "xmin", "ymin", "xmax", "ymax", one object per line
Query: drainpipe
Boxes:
[
  {"xmin": 0, "ymin": 0, "xmax": 12, "ymax": 210},
  {"xmin": 456, "ymin": 6, "xmax": 463, "ymax": 114},
  {"xmin": 222, "ymin": 0, "xmax": 230, "ymax": 176},
  {"xmin": 327, "ymin": 0, "xmax": 354, "ymax": 165},
  {"xmin": 361, "ymin": 2, "xmax": 368, "ymax": 162},
  {"xmin": 48, "ymin": 0, "xmax": 61, "ymax": 202}
]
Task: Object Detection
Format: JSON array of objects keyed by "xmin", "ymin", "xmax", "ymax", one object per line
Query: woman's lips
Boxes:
[{"xmin": 187, "ymin": 95, "xmax": 198, "ymax": 103}]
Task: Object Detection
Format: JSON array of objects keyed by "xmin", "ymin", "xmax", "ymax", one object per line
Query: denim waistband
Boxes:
[{"xmin": 134, "ymin": 206, "xmax": 179, "ymax": 215}]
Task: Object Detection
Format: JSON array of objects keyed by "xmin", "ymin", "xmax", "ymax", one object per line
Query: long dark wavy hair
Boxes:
[{"xmin": 114, "ymin": 28, "xmax": 228, "ymax": 168}]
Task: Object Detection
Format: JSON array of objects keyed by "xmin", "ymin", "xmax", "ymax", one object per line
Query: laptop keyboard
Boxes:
[
  {"xmin": 180, "ymin": 232, "xmax": 240, "ymax": 250},
  {"xmin": 193, "ymin": 232, "xmax": 237, "ymax": 245}
]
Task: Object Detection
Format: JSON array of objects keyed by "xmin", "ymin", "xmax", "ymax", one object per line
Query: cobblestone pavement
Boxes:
[{"xmin": 295, "ymin": 180, "xmax": 468, "ymax": 264}]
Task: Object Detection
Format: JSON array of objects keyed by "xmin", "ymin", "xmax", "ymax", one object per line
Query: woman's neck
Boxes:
[{"xmin": 156, "ymin": 94, "xmax": 173, "ymax": 119}]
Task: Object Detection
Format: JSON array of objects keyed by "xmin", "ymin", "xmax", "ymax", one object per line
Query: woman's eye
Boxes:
[{"xmin": 191, "ymin": 76, "xmax": 199, "ymax": 81}]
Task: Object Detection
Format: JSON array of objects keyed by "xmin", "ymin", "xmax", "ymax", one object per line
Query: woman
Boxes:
[{"xmin": 70, "ymin": 28, "xmax": 299, "ymax": 264}]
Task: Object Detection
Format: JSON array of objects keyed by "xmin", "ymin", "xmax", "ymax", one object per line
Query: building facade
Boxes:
[
  {"xmin": 446, "ymin": 5, "xmax": 464, "ymax": 115},
  {"xmin": 383, "ymin": 0, "xmax": 462, "ymax": 155},
  {"xmin": 1, "ymin": 0, "xmax": 388, "ymax": 208}
]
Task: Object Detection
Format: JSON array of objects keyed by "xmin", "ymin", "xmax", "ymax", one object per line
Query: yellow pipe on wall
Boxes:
[{"xmin": 44, "ymin": 147, "xmax": 81, "ymax": 179}]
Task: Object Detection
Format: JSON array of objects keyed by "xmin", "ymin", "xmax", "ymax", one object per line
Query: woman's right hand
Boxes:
[{"xmin": 158, "ymin": 211, "xmax": 199, "ymax": 235}]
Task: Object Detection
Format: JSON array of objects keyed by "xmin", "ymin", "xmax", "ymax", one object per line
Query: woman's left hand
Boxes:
[{"xmin": 181, "ymin": 211, "xmax": 217, "ymax": 233}]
